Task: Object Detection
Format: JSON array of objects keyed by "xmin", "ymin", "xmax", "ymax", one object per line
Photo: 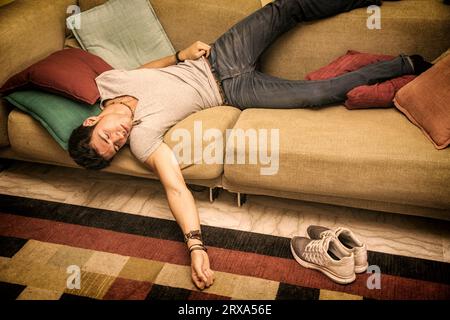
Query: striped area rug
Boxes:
[{"xmin": 0, "ymin": 194, "xmax": 449, "ymax": 300}]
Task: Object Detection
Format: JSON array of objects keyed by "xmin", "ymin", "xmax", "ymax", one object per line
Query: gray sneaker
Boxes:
[
  {"xmin": 307, "ymin": 225, "xmax": 368, "ymax": 273},
  {"xmin": 290, "ymin": 235, "xmax": 356, "ymax": 284}
]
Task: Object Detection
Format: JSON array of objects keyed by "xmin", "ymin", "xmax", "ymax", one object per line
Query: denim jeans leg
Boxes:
[{"xmin": 224, "ymin": 55, "xmax": 414, "ymax": 109}]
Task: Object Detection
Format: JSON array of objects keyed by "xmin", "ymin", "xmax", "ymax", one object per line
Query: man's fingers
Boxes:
[
  {"xmin": 195, "ymin": 50, "xmax": 206, "ymax": 59},
  {"xmin": 204, "ymin": 269, "xmax": 214, "ymax": 287},
  {"xmin": 192, "ymin": 273, "xmax": 205, "ymax": 290},
  {"xmin": 187, "ymin": 41, "xmax": 211, "ymax": 59},
  {"xmin": 197, "ymin": 41, "xmax": 210, "ymax": 49},
  {"xmin": 199, "ymin": 44, "xmax": 211, "ymax": 52},
  {"xmin": 203, "ymin": 269, "xmax": 212, "ymax": 287},
  {"xmin": 198, "ymin": 43, "xmax": 211, "ymax": 58},
  {"xmin": 203, "ymin": 260, "xmax": 214, "ymax": 286},
  {"xmin": 209, "ymin": 270, "xmax": 215, "ymax": 281},
  {"xmin": 194, "ymin": 264, "xmax": 209, "ymax": 285}
]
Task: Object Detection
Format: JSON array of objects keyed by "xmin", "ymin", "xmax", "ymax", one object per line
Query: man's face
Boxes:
[{"xmin": 85, "ymin": 112, "xmax": 133, "ymax": 160}]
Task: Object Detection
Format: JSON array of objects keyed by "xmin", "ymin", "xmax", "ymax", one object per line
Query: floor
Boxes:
[{"xmin": 0, "ymin": 161, "xmax": 449, "ymax": 264}]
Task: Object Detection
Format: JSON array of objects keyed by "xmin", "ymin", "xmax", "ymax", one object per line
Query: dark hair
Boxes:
[{"xmin": 68, "ymin": 124, "xmax": 112, "ymax": 170}]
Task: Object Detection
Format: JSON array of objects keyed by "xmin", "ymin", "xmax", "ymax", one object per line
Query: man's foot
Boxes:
[{"xmin": 409, "ymin": 55, "xmax": 433, "ymax": 75}]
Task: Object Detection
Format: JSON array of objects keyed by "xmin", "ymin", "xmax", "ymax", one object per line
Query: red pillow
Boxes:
[
  {"xmin": 305, "ymin": 50, "xmax": 395, "ymax": 80},
  {"xmin": 0, "ymin": 48, "xmax": 112, "ymax": 105},
  {"xmin": 345, "ymin": 75, "xmax": 416, "ymax": 110}
]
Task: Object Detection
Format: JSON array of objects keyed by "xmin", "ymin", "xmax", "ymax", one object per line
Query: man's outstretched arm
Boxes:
[
  {"xmin": 145, "ymin": 142, "xmax": 214, "ymax": 290},
  {"xmin": 138, "ymin": 41, "xmax": 211, "ymax": 69}
]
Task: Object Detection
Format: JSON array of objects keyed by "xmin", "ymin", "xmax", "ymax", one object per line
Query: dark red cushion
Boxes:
[
  {"xmin": 345, "ymin": 75, "xmax": 416, "ymax": 110},
  {"xmin": 305, "ymin": 50, "xmax": 395, "ymax": 80},
  {"xmin": 0, "ymin": 48, "xmax": 112, "ymax": 105}
]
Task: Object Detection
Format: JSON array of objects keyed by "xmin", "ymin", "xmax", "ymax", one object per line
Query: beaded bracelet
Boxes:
[
  {"xmin": 184, "ymin": 230, "xmax": 203, "ymax": 243},
  {"xmin": 188, "ymin": 243, "xmax": 208, "ymax": 254}
]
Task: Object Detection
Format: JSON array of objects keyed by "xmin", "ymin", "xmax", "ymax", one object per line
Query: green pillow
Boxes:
[
  {"xmin": 4, "ymin": 90, "xmax": 101, "ymax": 150},
  {"xmin": 67, "ymin": 0, "xmax": 175, "ymax": 70}
]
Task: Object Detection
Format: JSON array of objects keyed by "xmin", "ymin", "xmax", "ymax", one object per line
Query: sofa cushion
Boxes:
[
  {"xmin": 0, "ymin": 0, "xmax": 77, "ymax": 87},
  {"xmin": 0, "ymin": 48, "xmax": 112, "ymax": 105},
  {"xmin": 394, "ymin": 54, "xmax": 450, "ymax": 150},
  {"xmin": 4, "ymin": 90, "xmax": 102, "ymax": 150},
  {"xmin": 145, "ymin": 0, "xmax": 262, "ymax": 51},
  {"xmin": 0, "ymin": 0, "xmax": 15, "ymax": 7},
  {"xmin": 165, "ymin": 106, "xmax": 242, "ymax": 177},
  {"xmin": 224, "ymin": 106, "xmax": 450, "ymax": 209},
  {"xmin": 67, "ymin": 0, "xmax": 175, "ymax": 70}
]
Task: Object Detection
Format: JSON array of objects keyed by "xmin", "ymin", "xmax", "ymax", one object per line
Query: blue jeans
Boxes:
[{"xmin": 208, "ymin": 0, "xmax": 415, "ymax": 109}]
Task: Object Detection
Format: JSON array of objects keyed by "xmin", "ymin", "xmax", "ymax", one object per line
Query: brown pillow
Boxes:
[
  {"xmin": 394, "ymin": 54, "xmax": 450, "ymax": 150},
  {"xmin": 0, "ymin": 48, "xmax": 112, "ymax": 105}
]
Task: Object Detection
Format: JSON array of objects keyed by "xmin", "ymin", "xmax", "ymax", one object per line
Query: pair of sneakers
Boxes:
[{"xmin": 290, "ymin": 225, "xmax": 368, "ymax": 285}]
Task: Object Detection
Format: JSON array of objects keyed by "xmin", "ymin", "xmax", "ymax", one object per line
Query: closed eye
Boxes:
[{"xmin": 100, "ymin": 132, "xmax": 116, "ymax": 153}]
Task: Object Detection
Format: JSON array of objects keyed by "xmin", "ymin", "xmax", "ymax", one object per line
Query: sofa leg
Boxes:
[
  {"xmin": 209, "ymin": 187, "xmax": 220, "ymax": 203},
  {"xmin": 237, "ymin": 192, "xmax": 247, "ymax": 207}
]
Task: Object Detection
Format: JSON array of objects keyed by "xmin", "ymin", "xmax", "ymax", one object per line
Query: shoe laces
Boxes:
[
  {"xmin": 302, "ymin": 236, "xmax": 333, "ymax": 265},
  {"xmin": 319, "ymin": 230, "xmax": 336, "ymax": 239},
  {"xmin": 320, "ymin": 226, "xmax": 348, "ymax": 237}
]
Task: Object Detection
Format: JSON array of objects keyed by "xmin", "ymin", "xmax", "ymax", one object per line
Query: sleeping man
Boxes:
[{"xmin": 68, "ymin": 0, "xmax": 431, "ymax": 290}]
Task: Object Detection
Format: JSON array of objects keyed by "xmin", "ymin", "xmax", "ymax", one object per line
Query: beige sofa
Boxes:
[{"xmin": 1, "ymin": 0, "xmax": 450, "ymax": 220}]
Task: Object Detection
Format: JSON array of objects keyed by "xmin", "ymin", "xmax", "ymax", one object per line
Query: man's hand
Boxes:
[
  {"xmin": 191, "ymin": 250, "xmax": 215, "ymax": 290},
  {"xmin": 179, "ymin": 41, "xmax": 211, "ymax": 61}
]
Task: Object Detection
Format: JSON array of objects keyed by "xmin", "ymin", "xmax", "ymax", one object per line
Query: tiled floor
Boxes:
[{"xmin": 0, "ymin": 161, "xmax": 449, "ymax": 263}]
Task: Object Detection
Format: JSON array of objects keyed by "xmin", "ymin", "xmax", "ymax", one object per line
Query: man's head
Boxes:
[{"xmin": 69, "ymin": 107, "xmax": 133, "ymax": 170}]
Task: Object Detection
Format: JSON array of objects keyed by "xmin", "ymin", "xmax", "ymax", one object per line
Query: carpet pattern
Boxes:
[{"xmin": 0, "ymin": 194, "xmax": 449, "ymax": 300}]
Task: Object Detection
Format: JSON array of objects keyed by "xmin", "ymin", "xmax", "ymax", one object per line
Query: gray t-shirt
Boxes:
[{"xmin": 95, "ymin": 57, "xmax": 223, "ymax": 163}]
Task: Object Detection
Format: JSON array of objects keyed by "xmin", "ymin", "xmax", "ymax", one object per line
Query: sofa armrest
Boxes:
[{"xmin": 0, "ymin": 98, "xmax": 11, "ymax": 148}]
